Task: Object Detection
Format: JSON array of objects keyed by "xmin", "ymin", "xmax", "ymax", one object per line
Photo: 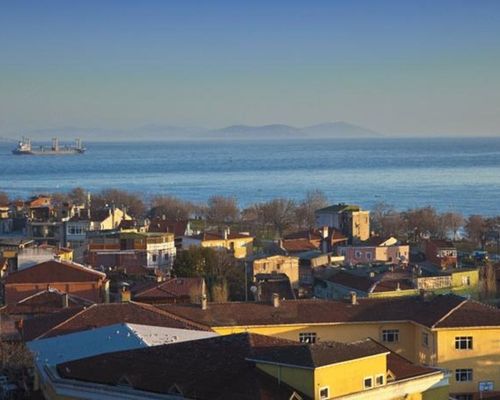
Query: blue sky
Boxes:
[{"xmin": 1, "ymin": 0, "xmax": 500, "ymax": 136}]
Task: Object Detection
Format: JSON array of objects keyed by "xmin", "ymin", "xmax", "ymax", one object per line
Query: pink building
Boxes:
[{"xmin": 337, "ymin": 237, "xmax": 409, "ymax": 266}]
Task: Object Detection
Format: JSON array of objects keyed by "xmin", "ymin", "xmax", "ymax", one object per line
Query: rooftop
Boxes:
[
  {"xmin": 281, "ymin": 239, "xmax": 319, "ymax": 252},
  {"xmin": 325, "ymin": 270, "xmax": 415, "ymax": 293},
  {"xmin": 315, "ymin": 203, "xmax": 361, "ymax": 213},
  {"xmin": 132, "ymin": 277, "xmax": 204, "ymax": 302},
  {"xmin": 28, "ymin": 323, "xmax": 217, "ymax": 367},
  {"xmin": 148, "ymin": 218, "xmax": 189, "ymax": 236},
  {"xmin": 55, "ymin": 332, "xmax": 441, "ymax": 399},
  {"xmin": 188, "ymin": 231, "xmax": 253, "ymax": 241},
  {"xmin": 248, "ymin": 338, "xmax": 388, "ymax": 368},
  {"xmin": 57, "ymin": 333, "xmax": 306, "ymax": 400},
  {"xmin": 4, "ymin": 259, "xmax": 106, "ymax": 284},
  {"xmin": 22, "ymin": 301, "xmax": 210, "ymax": 341},
  {"xmin": 1, "ymin": 288, "xmax": 94, "ymax": 316},
  {"xmin": 157, "ymin": 294, "xmax": 500, "ymax": 329}
]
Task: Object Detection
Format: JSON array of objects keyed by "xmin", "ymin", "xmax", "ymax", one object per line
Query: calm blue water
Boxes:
[{"xmin": 0, "ymin": 138, "xmax": 499, "ymax": 215}]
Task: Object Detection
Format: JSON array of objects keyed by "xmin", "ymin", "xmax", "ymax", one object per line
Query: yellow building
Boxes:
[
  {"xmin": 161, "ymin": 294, "xmax": 500, "ymax": 398},
  {"xmin": 182, "ymin": 228, "xmax": 253, "ymax": 258},
  {"xmin": 416, "ymin": 265, "xmax": 480, "ymax": 297},
  {"xmin": 251, "ymin": 338, "xmax": 448, "ymax": 400},
  {"xmin": 251, "ymin": 255, "xmax": 300, "ymax": 288}
]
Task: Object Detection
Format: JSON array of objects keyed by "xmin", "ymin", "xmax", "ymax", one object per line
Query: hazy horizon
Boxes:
[{"xmin": 1, "ymin": 0, "xmax": 500, "ymax": 138}]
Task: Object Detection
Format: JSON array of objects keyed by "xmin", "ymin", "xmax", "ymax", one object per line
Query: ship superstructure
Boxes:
[{"xmin": 12, "ymin": 137, "xmax": 85, "ymax": 155}]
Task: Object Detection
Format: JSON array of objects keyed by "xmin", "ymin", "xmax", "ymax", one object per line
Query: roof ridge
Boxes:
[
  {"xmin": 467, "ymin": 298, "xmax": 499, "ymax": 311},
  {"xmin": 431, "ymin": 297, "xmax": 469, "ymax": 329},
  {"xmin": 132, "ymin": 302, "xmax": 211, "ymax": 331},
  {"xmin": 61, "ymin": 260, "xmax": 107, "ymax": 277},
  {"xmin": 17, "ymin": 288, "xmax": 63, "ymax": 304},
  {"xmin": 36, "ymin": 304, "xmax": 93, "ymax": 340}
]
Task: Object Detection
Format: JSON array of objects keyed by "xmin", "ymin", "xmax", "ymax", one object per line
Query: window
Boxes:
[
  {"xmin": 462, "ymin": 276, "xmax": 471, "ymax": 286},
  {"xmin": 355, "ymin": 251, "xmax": 362, "ymax": 259},
  {"xmin": 422, "ymin": 332, "xmax": 429, "ymax": 347},
  {"xmin": 363, "ymin": 377, "xmax": 373, "ymax": 389},
  {"xmin": 152, "ymin": 254, "xmax": 157, "ymax": 262},
  {"xmin": 455, "ymin": 336, "xmax": 473, "ymax": 350},
  {"xmin": 382, "ymin": 329, "xmax": 399, "ymax": 343},
  {"xmin": 375, "ymin": 374, "xmax": 384, "ymax": 386},
  {"xmin": 455, "ymin": 369, "xmax": 473, "ymax": 382},
  {"xmin": 319, "ymin": 386, "xmax": 329, "ymax": 399},
  {"xmin": 455, "ymin": 395, "xmax": 473, "ymax": 400},
  {"xmin": 299, "ymin": 332, "xmax": 317, "ymax": 344},
  {"xmin": 366, "ymin": 252, "xmax": 372, "ymax": 260}
]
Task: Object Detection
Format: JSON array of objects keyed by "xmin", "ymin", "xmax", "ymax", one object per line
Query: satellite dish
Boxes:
[{"xmin": 250, "ymin": 285, "xmax": 257, "ymax": 293}]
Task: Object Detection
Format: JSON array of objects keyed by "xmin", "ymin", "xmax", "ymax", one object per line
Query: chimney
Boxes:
[
  {"xmin": 350, "ymin": 291, "xmax": 358, "ymax": 305},
  {"xmin": 321, "ymin": 226, "xmax": 329, "ymax": 239},
  {"xmin": 396, "ymin": 282, "xmax": 401, "ymax": 291},
  {"xmin": 419, "ymin": 289, "xmax": 433, "ymax": 302},
  {"xmin": 201, "ymin": 294, "xmax": 208, "ymax": 310},
  {"xmin": 162, "ymin": 214, "xmax": 166, "ymax": 220},
  {"xmin": 62, "ymin": 292, "xmax": 69, "ymax": 308},
  {"xmin": 223, "ymin": 227, "xmax": 230, "ymax": 240},
  {"xmin": 272, "ymin": 293, "xmax": 280, "ymax": 308},
  {"xmin": 87, "ymin": 192, "xmax": 91, "ymax": 220},
  {"xmin": 120, "ymin": 286, "xmax": 131, "ymax": 302}
]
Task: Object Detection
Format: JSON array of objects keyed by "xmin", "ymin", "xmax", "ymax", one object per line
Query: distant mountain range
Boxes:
[
  {"xmin": 210, "ymin": 122, "xmax": 381, "ymax": 139},
  {"xmin": 1, "ymin": 121, "xmax": 382, "ymax": 141}
]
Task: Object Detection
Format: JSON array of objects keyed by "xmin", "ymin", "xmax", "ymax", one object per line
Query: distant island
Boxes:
[
  {"xmin": 211, "ymin": 121, "xmax": 381, "ymax": 139},
  {"xmin": 2, "ymin": 121, "xmax": 382, "ymax": 142}
]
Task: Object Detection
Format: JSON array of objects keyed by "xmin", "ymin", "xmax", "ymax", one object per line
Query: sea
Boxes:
[{"xmin": 0, "ymin": 137, "xmax": 499, "ymax": 216}]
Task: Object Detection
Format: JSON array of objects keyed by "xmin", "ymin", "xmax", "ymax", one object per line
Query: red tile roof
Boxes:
[
  {"xmin": 433, "ymin": 300, "xmax": 500, "ymax": 328},
  {"xmin": 22, "ymin": 301, "xmax": 209, "ymax": 341},
  {"xmin": 2, "ymin": 288, "xmax": 94, "ymax": 316},
  {"xmin": 248, "ymin": 338, "xmax": 388, "ymax": 368},
  {"xmin": 132, "ymin": 277, "xmax": 204, "ymax": 303},
  {"xmin": 327, "ymin": 271, "xmax": 374, "ymax": 292},
  {"xmin": 4, "ymin": 260, "xmax": 106, "ymax": 284},
  {"xmin": 281, "ymin": 239, "xmax": 319, "ymax": 252},
  {"xmin": 158, "ymin": 294, "xmax": 500, "ymax": 329},
  {"xmin": 55, "ymin": 333, "xmax": 441, "ymax": 399},
  {"xmin": 57, "ymin": 333, "xmax": 309, "ymax": 400},
  {"xmin": 28, "ymin": 196, "xmax": 51, "ymax": 208},
  {"xmin": 284, "ymin": 228, "xmax": 347, "ymax": 243}
]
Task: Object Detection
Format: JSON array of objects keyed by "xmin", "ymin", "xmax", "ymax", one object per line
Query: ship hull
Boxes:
[{"xmin": 12, "ymin": 149, "xmax": 85, "ymax": 155}]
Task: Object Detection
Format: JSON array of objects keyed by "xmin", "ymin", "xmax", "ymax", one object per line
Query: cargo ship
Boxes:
[{"xmin": 12, "ymin": 137, "xmax": 85, "ymax": 155}]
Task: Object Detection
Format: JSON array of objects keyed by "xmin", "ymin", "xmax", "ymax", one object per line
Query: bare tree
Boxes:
[
  {"xmin": 466, "ymin": 215, "xmax": 488, "ymax": 248},
  {"xmin": 260, "ymin": 198, "xmax": 297, "ymax": 237},
  {"xmin": 479, "ymin": 262, "xmax": 497, "ymax": 302},
  {"xmin": 92, "ymin": 189, "xmax": 146, "ymax": 217},
  {"xmin": 206, "ymin": 195, "xmax": 239, "ymax": 224},
  {"xmin": 438, "ymin": 212, "xmax": 464, "ymax": 240},
  {"xmin": 295, "ymin": 189, "xmax": 328, "ymax": 229},
  {"xmin": 371, "ymin": 202, "xmax": 407, "ymax": 238},
  {"xmin": 150, "ymin": 195, "xmax": 193, "ymax": 220},
  {"xmin": 68, "ymin": 187, "xmax": 88, "ymax": 205},
  {"xmin": 403, "ymin": 206, "xmax": 440, "ymax": 240}
]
